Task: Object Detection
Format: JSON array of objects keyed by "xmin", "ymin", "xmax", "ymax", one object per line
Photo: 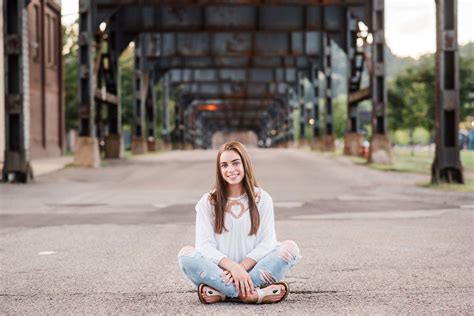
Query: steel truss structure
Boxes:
[{"xmin": 2, "ymin": 0, "xmax": 464, "ymax": 183}]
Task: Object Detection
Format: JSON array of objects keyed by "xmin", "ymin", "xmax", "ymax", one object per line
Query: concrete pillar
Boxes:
[{"xmin": 431, "ymin": 0, "xmax": 463, "ymax": 183}]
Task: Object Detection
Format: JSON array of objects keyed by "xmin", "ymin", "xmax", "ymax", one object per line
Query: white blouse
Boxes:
[{"xmin": 195, "ymin": 187, "xmax": 278, "ymax": 264}]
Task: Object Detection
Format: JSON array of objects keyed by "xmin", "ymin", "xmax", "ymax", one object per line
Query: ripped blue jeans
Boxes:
[{"xmin": 177, "ymin": 240, "xmax": 300, "ymax": 298}]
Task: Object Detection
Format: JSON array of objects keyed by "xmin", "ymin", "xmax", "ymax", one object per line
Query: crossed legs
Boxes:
[{"xmin": 177, "ymin": 240, "xmax": 300, "ymax": 304}]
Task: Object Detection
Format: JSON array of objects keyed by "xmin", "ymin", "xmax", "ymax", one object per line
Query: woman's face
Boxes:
[{"xmin": 219, "ymin": 150, "xmax": 245, "ymax": 186}]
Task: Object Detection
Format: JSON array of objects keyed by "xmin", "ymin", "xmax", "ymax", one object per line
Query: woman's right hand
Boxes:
[{"xmin": 229, "ymin": 263, "xmax": 255, "ymax": 297}]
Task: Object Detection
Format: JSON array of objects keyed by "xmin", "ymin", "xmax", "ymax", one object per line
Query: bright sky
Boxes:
[{"xmin": 61, "ymin": 0, "xmax": 474, "ymax": 59}]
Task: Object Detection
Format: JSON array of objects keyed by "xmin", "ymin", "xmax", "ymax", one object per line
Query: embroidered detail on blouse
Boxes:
[
  {"xmin": 207, "ymin": 187, "xmax": 262, "ymax": 206},
  {"xmin": 226, "ymin": 200, "xmax": 247, "ymax": 219},
  {"xmin": 255, "ymin": 188, "xmax": 261, "ymax": 204}
]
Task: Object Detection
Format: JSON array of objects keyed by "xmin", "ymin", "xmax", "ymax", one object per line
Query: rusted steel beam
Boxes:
[
  {"xmin": 146, "ymin": 71, "xmax": 158, "ymax": 151},
  {"xmin": 367, "ymin": 0, "xmax": 391, "ymax": 164},
  {"xmin": 297, "ymin": 71, "xmax": 306, "ymax": 141},
  {"xmin": 168, "ymin": 68, "xmax": 298, "ymax": 85},
  {"xmin": 94, "ymin": 89, "xmax": 119, "ymax": 105},
  {"xmin": 348, "ymin": 87, "xmax": 371, "ymax": 104},
  {"xmin": 78, "ymin": 0, "xmax": 97, "ymax": 138},
  {"xmin": 431, "ymin": 0, "xmax": 463, "ymax": 184},
  {"xmin": 73, "ymin": 0, "xmax": 101, "ymax": 167},
  {"xmin": 2, "ymin": 0, "xmax": 33, "ymax": 182},
  {"xmin": 308, "ymin": 63, "xmax": 320, "ymax": 138},
  {"xmin": 323, "ymin": 33, "xmax": 333, "ymax": 136},
  {"xmin": 102, "ymin": 5, "xmax": 354, "ymax": 34},
  {"xmin": 143, "ymin": 32, "xmax": 323, "ymax": 58},
  {"xmin": 178, "ymin": 82, "xmax": 289, "ymax": 98},
  {"xmin": 153, "ymin": 56, "xmax": 319, "ymax": 69},
  {"xmin": 188, "ymin": 98, "xmax": 279, "ymax": 108},
  {"xmin": 104, "ymin": 15, "xmax": 123, "ymax": 158},
  {"xmin": 131, "ymin": 34, "xmax": 148, "ymax": 154},
  {"xmin": 346, "ymin": 10, "xmax": 361, "ymax": 133},
  {"xmin": 370, "ymin": 0, "xmax": 386, "ymax": 136},
  {"xmin": 162, "ymin": 72, "xmax": 171, "ymax": 144},
  {"xmin": 96, "ymin": 0, "xmax": 368, "ymax": 7}
]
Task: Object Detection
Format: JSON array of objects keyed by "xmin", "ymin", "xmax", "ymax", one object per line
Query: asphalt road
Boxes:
[{"xmin": 1, "ymin": 148, "xmax": 473, "ymax": 314}]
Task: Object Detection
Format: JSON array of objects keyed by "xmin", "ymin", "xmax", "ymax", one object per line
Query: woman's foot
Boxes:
[
  {"xmin": 240, "ymin": 282, "xmax": 288, "ymax": 304},
  {"xmin": 198, "ymin": 284, "xmax": 226, "ymax": 304}
]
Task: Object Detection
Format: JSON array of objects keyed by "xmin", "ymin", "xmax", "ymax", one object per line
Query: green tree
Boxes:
[
  {"xmin": 460, "ymin": 54, "xmax": 474, "ymax": 120},
  {"xmin": 388, "ymin": 48, "xmax": 474, "ymax": 140},
  {"xmin": 332, "ymin": 97, "xmax": 347, "ymax": 139},
  {"xmin": 388, "ymin": 58, "xmax": 434, "ymax": 153},
  {"xmin": 62, "ymin": 22, "xmax": 79, "ymax": 131},
  {"xmin": 119, "ymin": 46, "xmax": 134, "ymax": 129}
]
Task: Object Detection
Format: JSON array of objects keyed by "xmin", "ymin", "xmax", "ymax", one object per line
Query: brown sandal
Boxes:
[
  {"xmin": 198, "ymin": 284, "xmax": 226, "ymax": 304},
  {"xmin": 255, "ymin": 281, "xmax": 289, "ymax": 304}
]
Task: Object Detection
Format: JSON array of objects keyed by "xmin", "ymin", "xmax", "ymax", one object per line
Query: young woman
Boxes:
[{"xmin": 177, "ymin": 141, "xmax": 300, "ymax": 304}]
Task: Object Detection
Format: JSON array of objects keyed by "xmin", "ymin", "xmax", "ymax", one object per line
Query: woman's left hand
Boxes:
[
  {"xmin": 228, "ymin": 264, "xmax": 255, "ymax": 297},
  {"xmin": 221, "ymin": 270, "xmax": 234, "ymax": 285}
]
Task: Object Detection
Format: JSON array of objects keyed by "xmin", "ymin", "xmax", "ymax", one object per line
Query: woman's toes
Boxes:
[
  {"xmin": 279, "ymin": 284, "xmax": 287, "ymax": 299},
  {"xmin": 202, "ymin": 286, "xmax": 222, "ymax": 303},
  {"xmin": 263, "ymin": 284, "xmax": 286, "ymax": 303}
]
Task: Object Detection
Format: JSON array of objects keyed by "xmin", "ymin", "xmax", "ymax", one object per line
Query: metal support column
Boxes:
[
  {"xmin": 2, "ymin": 0, "xmax": 33, "ymax": 182},
  {"xmin": 368, "ymin": 0, "xmax": 392, "ymax": 164},
  {"xmin": 344, "ymin": 12, "xmax": 366, "ymax": 156},
  {"xmin": 285, "ymin": 108, "xmax": 293, "ymax": 146},
  {"xmin": 285, "ymin": 88, "xmax": 294, "ymax": 146},
  {"xmin": 322, "ymin": 33, "xmax": 335, "ymax": 151},
  {"xmin": 172, "ymin": 101, "xmax": 183, "ymax": 149},
  {"xmin": 431, "ymin": 0, "xmax": 463, "ymax": 183},
  {"xmin": 74, "ymin": 0, "xmax": 100, "ymax": 167},
  {"xmin": 103, "ymin": 16, "xmax": 122, "ymax": 159},
  {"xmin": 131, "ymin": 34, "xmax": 147, "ymax": 154},
  {"xmin": 183, "ymin": 102, "xmax": 194, "ymax": 150},
  {"xmin": 162, "ymin": 72, "xmax": 171, "ymax": 150},
  {"xmin": 178, "ymin": 102, "xmax": 185, "ymax": 148},
  {"xmin": 297, "ymin": 71, "xmax": 306, "ymax": 146},
  {"xmin": 146, "ymin": 71, "xmax": 157, "ymax": 152},
  {"xmin": 308, "ymin": 64, "xmax": 321, "ymax": 150}
]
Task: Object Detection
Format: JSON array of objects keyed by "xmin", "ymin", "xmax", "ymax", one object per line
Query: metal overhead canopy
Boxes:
[
  {"xmin": 169, "ymin": 68, "xmax": 299, "ymax": 85},
  {"xmin": 87, "ymin": 1, "xmax": 372, "ymax": 154},
  {"xmin": 2, "ymin": 0, "xmax": 463, "ymax": 184},
  {"xmin": 152, "ymin": 56, "xmax": 319, "ymax": 69}
]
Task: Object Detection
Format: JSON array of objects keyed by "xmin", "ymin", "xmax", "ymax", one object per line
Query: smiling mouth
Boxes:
[{"xmin": 228, "ymin": 174, "xmax": 239, "ymax": 179}]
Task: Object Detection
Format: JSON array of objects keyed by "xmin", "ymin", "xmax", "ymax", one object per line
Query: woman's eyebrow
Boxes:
[{"xmin": 220, "ymin": 158, "xmax": 241, "ymax": 165}]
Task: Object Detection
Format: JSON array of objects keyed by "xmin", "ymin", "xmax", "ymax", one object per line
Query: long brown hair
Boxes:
[{"xmin": 209, "ymin": 141, "xmax": 260, "ymax": 235}]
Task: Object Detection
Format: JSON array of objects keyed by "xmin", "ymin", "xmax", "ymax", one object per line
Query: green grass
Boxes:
[
  {"xmin": 418, "ymin": 179, "xmax": 474, "ymax": 192},
  {"xmin": 331, "ymin": 146, "xmax": 474, "ymax": 192},
  {"xmin": 339, "ymin": 147, "xmax": 473, "ymax": 175},
  {"xmin": 386, "ymin": 148, "xmax": 474, "ymax": 174}
]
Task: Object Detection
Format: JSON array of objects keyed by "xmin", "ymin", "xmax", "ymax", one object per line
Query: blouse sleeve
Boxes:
[
  {"xmin": 195, "ymin": 194, "xmax": 227, "ymax": 264},
  {"xmin": 246, "ymin": 191, "xmax": 278, "ymax": 262}
]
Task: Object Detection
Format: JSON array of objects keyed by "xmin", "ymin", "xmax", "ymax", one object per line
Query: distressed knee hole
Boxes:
[
  {"xmin": 199, "ymin": 271, "xmax": 207, "ymax": 278},
  {"xmin": 178, "ymin": 246, "xmax": 195, "ymax": 258},
  {"xmin": 259, "ymin": 270, "xmax": 275, "ymax": 286},
  {"xmin": 279, "ymin": 240, "xmax": 300, "ymax": 263}
]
